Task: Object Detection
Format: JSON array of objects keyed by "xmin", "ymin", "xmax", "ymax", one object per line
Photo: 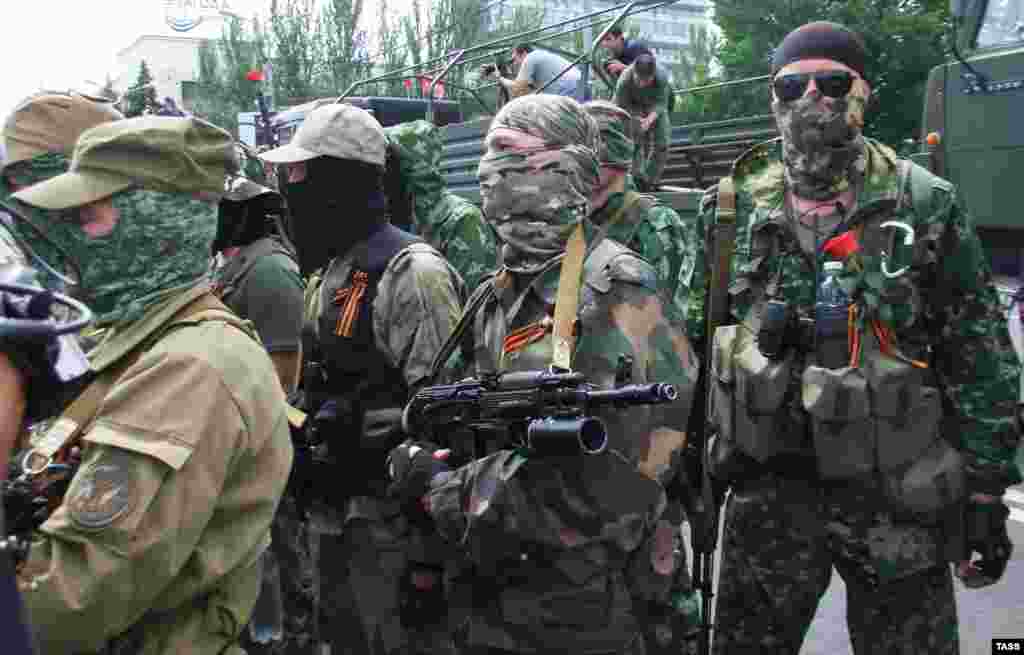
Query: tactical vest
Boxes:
[
  {"xmin": 708, "ymin": 161, "xmax": 965, "ymax": 519},
  {"xmin": 315, "ymin": 224, "xmax": 423, "ymax": 403},
  {"xmin": 212, "ymin": 236, "xmax": 297, "ymax": 309}
]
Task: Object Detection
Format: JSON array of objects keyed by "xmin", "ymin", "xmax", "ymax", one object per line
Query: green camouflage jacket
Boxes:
[
  {"xmin": 694, "ymin": 137, "xmax": 1022, "ymax": 494},
  {"xmin": 431, "ymin": 234, "xmax": 698, "ymax": 651},
  {"xmin": 384, "ymin": 121, "xmax": 498, "ymax": 289},
  {"xmin": 590, "ymin": 187, "xmax": 697, "ymax": 329}
]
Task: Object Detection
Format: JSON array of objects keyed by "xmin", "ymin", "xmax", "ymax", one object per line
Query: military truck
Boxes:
[{"xmin": 918, "ymin": 0, "xmax": 1023, "ymax": 288}]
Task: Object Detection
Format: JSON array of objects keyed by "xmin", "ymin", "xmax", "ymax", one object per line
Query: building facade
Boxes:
[{"xmin": 114, "ymin": 1, "xmax": 256, "ymax": 109}]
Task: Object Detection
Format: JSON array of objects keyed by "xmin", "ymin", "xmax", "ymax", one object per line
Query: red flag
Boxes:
[
  {"xmin": 403, "ymin": 78, "xmax": 413, "ymax": 90},
  {"xmin": 246, "ymin": 69, "xmax": 264, "ymax": 82}
]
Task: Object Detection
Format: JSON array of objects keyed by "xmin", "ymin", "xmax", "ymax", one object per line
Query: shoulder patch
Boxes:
[
  {"xmin": 585, "ymin": 238, "xmax": 657, "ymax": 293},
  {"xmin": 67, "ymin": 449, "xmax": 137, "ymax": 530}
]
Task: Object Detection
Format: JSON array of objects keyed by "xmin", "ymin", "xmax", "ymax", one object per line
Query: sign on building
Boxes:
[{"xmin": 164, "ymin": 0, "xmax": 234, "ymax": 33}]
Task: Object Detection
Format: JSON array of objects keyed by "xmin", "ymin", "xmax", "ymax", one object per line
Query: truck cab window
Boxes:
[{"xmin": 977, "ymin": 0, "xmax": 1024, "ymax": 48}]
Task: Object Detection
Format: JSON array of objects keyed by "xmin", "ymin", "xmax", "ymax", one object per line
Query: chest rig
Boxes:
[
  {"xmin": 708, "ymin": 162, "xmax": 965, "ymax": 519},
  {"xmin": 314, "ymin": 223, "xmax": 423, "ymax": 409}
]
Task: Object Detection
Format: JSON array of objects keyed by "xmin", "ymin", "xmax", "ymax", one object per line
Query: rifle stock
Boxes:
[{"xmin": 689, "ymin": 176, "xmax": 737, "ymax": 655}]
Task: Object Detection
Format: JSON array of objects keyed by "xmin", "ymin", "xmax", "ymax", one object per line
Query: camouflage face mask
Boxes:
[
  {"xmin": 773, "ymin": 76, "xmax": 870, "ymax": 200},
  {"xmin": 15, "ymin": 189, "xmax": 217, "ymax": 326},
  {"xmin": 478, "ymin": 143, "xmax": 598, "ymax": 273},
  {"xmin": 0, "ymin": 153, "xmax": 78, "ymax": 287}
]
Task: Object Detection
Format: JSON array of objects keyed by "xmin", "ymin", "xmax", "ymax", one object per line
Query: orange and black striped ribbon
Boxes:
[
  {"xmin": 503, "ymin": 317, "xmax": 553, "ymax": 355},
  {"xmin": 334, "ymin": 271, "xmax": 369, "ymax": 337}
]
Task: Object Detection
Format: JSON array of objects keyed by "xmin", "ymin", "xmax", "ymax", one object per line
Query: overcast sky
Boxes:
[{"xmin": 0, "ymin": 0, "xmax": 397, "ymax": 118}]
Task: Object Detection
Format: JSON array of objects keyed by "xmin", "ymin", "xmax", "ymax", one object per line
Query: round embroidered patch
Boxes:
[{"xmin": 67, "ymin": 450, "xmax": 136, "ymax": 530}]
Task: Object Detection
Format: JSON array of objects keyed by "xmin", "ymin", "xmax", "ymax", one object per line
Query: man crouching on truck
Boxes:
[
  {"xmin": 696, "ymin": 21, "xmax": 1021, "ymax": 654},
  {"xmin": 388, "ymin": 93, "xmax": 699, "ymax": 655}
]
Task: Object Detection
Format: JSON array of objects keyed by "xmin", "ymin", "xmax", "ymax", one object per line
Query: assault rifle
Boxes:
[{"xmin": 402, "ymin": 369, "xmax": 678, "ymax": 460}]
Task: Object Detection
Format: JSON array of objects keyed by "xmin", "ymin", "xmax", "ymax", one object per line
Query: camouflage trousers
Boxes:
[
  {"xmin": 632, "ymin": 115, "xmax": 670, "ymax": 190},
  {"xmin": 310, "ymin": 500, "xmax": 455, "ymax": 655},
  {"xmin": 241, "ymin": 492, "xmax": 317, "ymax": 655},
  {"xmin": 636, "ymin": 522, "xmax": 699, "ymax": 655},
  {"xmin": 712, "ymin": 475, "xmax": 958, "ymax": 655}
]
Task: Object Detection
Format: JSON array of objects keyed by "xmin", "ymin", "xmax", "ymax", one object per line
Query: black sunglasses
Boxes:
[{"xmin": 773, "ymin": 70, "xmax": 856, "ymax": 103}]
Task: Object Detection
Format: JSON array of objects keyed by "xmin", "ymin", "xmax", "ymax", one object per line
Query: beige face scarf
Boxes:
[
  {"xmin": 773, "ymin": 75, "xmax": 871, "ymax": 200},
  {"xmin": 477, "ymin": 95, "xmax": 601, "ymax": 273}
]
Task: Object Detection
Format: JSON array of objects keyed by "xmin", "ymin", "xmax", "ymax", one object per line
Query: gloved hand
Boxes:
[
  {"xmin": 956, "ymin": 495, "xmax": 1013, "ymax": 589},
  {"xmin": 479, "ymin": 63, "xmax": 498, "ymax": 78},
  {"xmin": 386, "ymin": 441, "xmax": 451, "ymax": 503}
]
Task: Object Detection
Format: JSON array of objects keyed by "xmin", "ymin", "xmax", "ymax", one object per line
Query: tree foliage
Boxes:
[
  {"xmin": 711, "ymin": 0, "xmax": 951, "ymax": 144},
  {"xmin": 123, "ymin": 60, "xmax": 159, "ymax": 118}
]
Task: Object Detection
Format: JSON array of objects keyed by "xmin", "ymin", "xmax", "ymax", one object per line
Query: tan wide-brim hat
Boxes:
[
  {"xmin": 259, "ymin": 103, "xmax": 387, "ymax": 167},
  {"xmin": 2, "ymin": 91, "xmax": 123, "ymax": 172},
  {"xmin": 13, "ymin": 116, "xmax": 236, "ymax": 210}
]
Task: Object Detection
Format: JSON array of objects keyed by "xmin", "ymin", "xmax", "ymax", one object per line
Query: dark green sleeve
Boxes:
[
  {"xmin": 234, "ymin": 253, "xmax": 304, "ymax": 353},
  {"xmin": 927, "ymin": 192, "xmax": 1023, "ymax": 493}
]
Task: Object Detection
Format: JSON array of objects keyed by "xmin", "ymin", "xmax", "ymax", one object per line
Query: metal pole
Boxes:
[
  {"xmin": 335, "ymin": 0, "xmax": 677, "ymax": 102},
  {"xmin": 428, "ymin": 49, "xmax": 467, "ymax": 124}
]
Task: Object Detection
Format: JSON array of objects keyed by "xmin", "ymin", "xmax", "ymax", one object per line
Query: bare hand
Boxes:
[{"xmin": 606, "ymin": 60, "xmax": 627, "ymax": 76}]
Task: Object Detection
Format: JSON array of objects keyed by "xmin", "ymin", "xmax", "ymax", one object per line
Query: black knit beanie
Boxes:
[{"xmin": 772, "ymin": 22, "xmax": 868, "ymax": 81}]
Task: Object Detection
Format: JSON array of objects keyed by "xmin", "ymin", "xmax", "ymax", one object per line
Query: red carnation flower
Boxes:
[{"xmin": 823, "ymin": 231, "xmax": 860, "ymax": 260}]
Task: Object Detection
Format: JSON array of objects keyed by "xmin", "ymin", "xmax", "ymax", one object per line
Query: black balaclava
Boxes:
[
  {"xmin": 283, "ymin": 155, "xmax": 388, "ymax": 276},
  {"xmin": 214, "ymin": 192, "xmax": 286, "ymax": 254}
]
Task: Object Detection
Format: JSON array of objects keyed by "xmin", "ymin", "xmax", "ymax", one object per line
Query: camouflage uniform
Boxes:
[
  {"xmin": 431, "ymin": 94, "xmax": 698, "ymax": 655},
  {"xmin": 613, "ymin": 66, "xmax": 672, "ymax": 190},
  {"xmin": 302, "ymin": 240, "xmax": 465, "ymax": 655},
  {"xmin": 698, "ymin": 136, "xmax": 1022, "ymax": 654},
  {"xmin": 585, "ymin": 100, "xmax": 700, "ymax": 653},
  {"xmin": 10, "ymin": 117, "xmax": 294, "ymax": 654},
  {"xmin": 385, "ymin": 120, "xmax": 498, "ymax": 290},
  {"xmin": 261, "ymin": 104, "xmax": 466, "ymax": 655}
]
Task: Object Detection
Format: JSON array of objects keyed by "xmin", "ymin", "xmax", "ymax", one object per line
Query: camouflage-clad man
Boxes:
[
  {"xmin": 613, "ymin": 54, "xmax": 672, "ymax": 191},
  {"xmin": 583, "ymin": 99, "xmax": 701, "ymax": 655},
  {"xmin": 10, "ymin": 116, "xmax": 293, "ymax": 653},
  {"xmin": 0, "ymin": 91, "xmax": 123, "ymax": 285},
  {"xmin": 696, "ymin": 23, "xmax": 1020, "ymax": 653},
  {"xmin": 412, "ymin": 94, "xmax": 698, "ymax": 655},
  {"xmin": 584, "ymin": 100, "xmax": 696, "ymax": 328},
  {"xmin": 259, "ymin": 104, "xmax": 464, "ymax": 655},
  {"xmin": 384, "ymin": 120, "xmax": 498, "ymax": 290}
]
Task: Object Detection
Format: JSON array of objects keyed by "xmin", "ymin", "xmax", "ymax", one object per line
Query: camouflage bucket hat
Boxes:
[
  {"xmin": 260, "ymin": 103, "xmax": 386, "ymax": 167},
  {"xmin": 12, "ymin": 116, "xmax": 236, "ymax": 210},
  {"xmin": 583, "ymin": 100, "xmax": 634, "ymax": 169},
  {"xmin": 2, "ymin": 91, "xmax": 122, "ymax": 172}
]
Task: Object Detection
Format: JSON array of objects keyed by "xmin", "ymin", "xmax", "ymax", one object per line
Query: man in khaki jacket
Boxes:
[{"xmin": 10, "ymin": 116, "xmax": 294, "ymax": 654}]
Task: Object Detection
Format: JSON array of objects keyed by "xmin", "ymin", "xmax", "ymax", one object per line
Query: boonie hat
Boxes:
[
  {"xmin": 13, "ymin": 116, "xmax": 236, "ymax": 210},
  {"xmin": 259, "ymin": 103, "xmax": 386, "ymax": 167},
  {"xmin": 2, "ymin": 92, "xmax": 123, "ymax": 172}
]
